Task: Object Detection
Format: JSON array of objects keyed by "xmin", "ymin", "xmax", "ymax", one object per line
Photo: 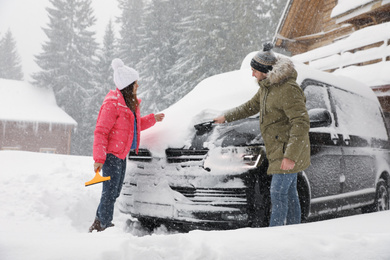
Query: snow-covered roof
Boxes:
[
  {"xmin": 331, "ymin": 0, "xmax": 374, "ymax": 18},
  {"xmin": 0, "ymin": 78, "xmax": 77, "ymax": 125},
  {"xmin": 331, "ymin": 0, "xmax": 390, "ymax": 20},
  {"xmin": 292, "ymin": 22, "xmax": 390, "ymax": 88}
]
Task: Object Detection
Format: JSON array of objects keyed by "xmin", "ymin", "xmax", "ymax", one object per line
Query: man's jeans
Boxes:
[
  {"xmin": 96, "ymin": 153, "xmax": 126, "ymax": 228},
  {"xmin": 269, "ymin": 173, "xmax": 301, "ymax": 227}
]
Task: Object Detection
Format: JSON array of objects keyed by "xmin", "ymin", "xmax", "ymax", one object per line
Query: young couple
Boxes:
[{"xmin": 89, "ymin": 43, "xmax": 310, "ymax": 232}]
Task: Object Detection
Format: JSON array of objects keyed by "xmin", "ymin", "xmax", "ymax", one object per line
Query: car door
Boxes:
[
  {"xmin": 303, "ymin": 81, "xmax": 343, "ymax": 210},
  {"xmin": 329, "ymin": 87, "xmax": 386, "ymax": 204}
]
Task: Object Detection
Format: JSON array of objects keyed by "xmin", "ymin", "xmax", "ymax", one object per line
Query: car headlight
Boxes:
[
  {"xmin": 242, "ymin": 146, "xmax": 265, "ymax": 167},
  {"xmin": 205, "ymin": 146, "xmax": 265, "ymax": 172}
]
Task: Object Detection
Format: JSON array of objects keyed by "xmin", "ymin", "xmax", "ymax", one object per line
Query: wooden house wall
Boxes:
[
  {"xmin": 275, "ymin": 0, "xmax": 356, "ymax": 55},
  {"xmin": 0, "ymin": 121, "xmax": 73, "ymax": 154},
  {"xmin": 276, "ymin": 0, "xmax": 390, "ymax": 55}
]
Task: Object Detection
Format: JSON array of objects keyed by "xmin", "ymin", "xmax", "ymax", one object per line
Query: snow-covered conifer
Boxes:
[
  {"xmin": 0, "ymin": 29, "xmax": 24, "ymax": 80},
  {"xmin": 32, "ymin": 0, "xmax": 99, "ymax": 155}
]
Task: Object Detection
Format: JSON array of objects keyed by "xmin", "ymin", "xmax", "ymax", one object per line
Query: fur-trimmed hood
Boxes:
[{"xmin": 266, "ymin": 57, "xmax": 296, "ymax": 85}]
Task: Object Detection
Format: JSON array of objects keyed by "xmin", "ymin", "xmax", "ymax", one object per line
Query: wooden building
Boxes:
[
  {"xmin": 0, "ymin": 78, "xmax": 77, "ymax": 154},
  {"xmin": 273, "ymin": 0, "xmax": 390, "ymax": 121},
  {"xmin": 274, "ymin": 0, "xmax": 390, "ymax": 55}
]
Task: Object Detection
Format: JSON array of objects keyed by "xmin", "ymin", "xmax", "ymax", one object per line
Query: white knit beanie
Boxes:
[{"xmin": 111, "ymin": 58, "xmax": 139, "ymax": 90}]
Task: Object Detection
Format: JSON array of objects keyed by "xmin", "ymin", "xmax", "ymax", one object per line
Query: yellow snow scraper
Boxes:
[{"xmin": 85, "ymin": 169, "xmax": 110, "ymax": 187}]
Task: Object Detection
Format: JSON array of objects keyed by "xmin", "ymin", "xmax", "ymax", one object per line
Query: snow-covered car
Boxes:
[{"xmin": 118, "ymin": 53, "xmax": 390, "ymax": 231}]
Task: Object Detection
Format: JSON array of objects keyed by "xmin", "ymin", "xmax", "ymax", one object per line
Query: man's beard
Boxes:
[{"xmin": 255, "ymin": 77, "xmax": 265, "ymax": 83}]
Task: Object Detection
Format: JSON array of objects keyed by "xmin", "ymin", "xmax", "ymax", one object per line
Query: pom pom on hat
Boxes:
[
  {"xmin": 250, "ymin": 42, "xmax": 277, "ymax": 74},
  {"xmin": 111, "ymin": 58, "xmax": 125, "ymax": 71},
  {"xmin": 111, "ymin": 58, "xmax": 139, "ymax": 90}
]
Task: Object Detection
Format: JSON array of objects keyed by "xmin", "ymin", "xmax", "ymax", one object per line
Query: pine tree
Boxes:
[
  {"xmin": 169, "ymin": 0, "xmax": 285, "ymax": 95},
  {"xmin": 91, "ymin": 19, "xmax": 117, "ymax": 124},
  {"xmin": 167, "ymin": 1, "xmax": 214, "ymax": 105},
  {"xmin": 32, "ymin": 0, "xmax": 99, "ymax": 155},
  {"xmin": 95, "ymin": 19, "xmax": 117, "ymax": 95},
  {"xmin": 0, "ymin": 29, "xmax": 24, "ymax": 80},
  {"xmin": 135, "ymin": 0, "xmax": 184, "ymax": 115},
  {"xmin": 117, "ymin": 0, "xmax": 144, "ymax": 66},
  {"xmin": 121, "ymin": 0, "xmax": 286, "ymax": 115}
]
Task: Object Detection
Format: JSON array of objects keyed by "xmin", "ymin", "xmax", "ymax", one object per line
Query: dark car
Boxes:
[{"xmin": 118, "ymin": 55, "xmax": 390, "ymax": 231}]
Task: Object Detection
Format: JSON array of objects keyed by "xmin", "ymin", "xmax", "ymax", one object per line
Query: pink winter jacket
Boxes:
[{"xmin": 93, "ymin": 88, "xmax": 156, "ymax": 164}]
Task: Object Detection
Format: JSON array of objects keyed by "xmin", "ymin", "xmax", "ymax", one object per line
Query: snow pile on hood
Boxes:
[{"xmin": 141, "ymin": 68, "xmax": 259, "ymax": 156}]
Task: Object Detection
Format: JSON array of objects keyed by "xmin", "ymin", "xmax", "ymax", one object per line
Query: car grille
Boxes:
[
  {"xmin": 128, "ymin": 149, "xmax": 152, "ymax": 162},
  {"xmin": 128, "ymin": 148, "xmax": 209, "ymax": 164},
  {"xmin": 170, "ymin": 186, "xmax": 247, "ymax": 208},
  {"xmin": 165, "ymin": 148, "xmax": 209, "ymax": 163}
]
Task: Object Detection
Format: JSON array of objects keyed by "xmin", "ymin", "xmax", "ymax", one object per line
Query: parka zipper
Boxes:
[{"xmin": 261, "ymin": 87, "xmax": 268, "ymax": 124}]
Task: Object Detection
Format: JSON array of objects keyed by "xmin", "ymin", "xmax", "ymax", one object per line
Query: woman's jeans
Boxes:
[
  {"xmin": 269, "ymin": 173, "xmax": 301, "ymax": 227},
  {"xmin": 96, "ymin": 153, "xmax": 126, "ymax": 228}
]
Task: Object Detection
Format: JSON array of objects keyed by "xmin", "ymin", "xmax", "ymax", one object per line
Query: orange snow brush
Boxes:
[{"xmin": 85, "ymin": 169, "xmax": 111, "ymax": 187}]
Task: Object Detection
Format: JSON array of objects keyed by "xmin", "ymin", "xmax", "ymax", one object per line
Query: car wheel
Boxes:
[
  {"xmin": 297, "ymin": 173, "xmax": 310, "ymax": 222},
  {"xmin": 362, "ymin": 179, "xmax": 389, "ymax": 213}
]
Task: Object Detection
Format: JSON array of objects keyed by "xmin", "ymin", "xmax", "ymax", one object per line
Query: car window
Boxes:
[
  {"xmin": 330, "ymin": 87, "xmax": 388, "ymax": 139},
  {"xmin": 304, "ymin": 84, "xmax": 331, "ymax": 111}
]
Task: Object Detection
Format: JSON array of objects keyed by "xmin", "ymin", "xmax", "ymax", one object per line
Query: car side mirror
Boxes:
[{"xmin": 309, "ymin": 108, "xmax": 332, "ymax": 128}]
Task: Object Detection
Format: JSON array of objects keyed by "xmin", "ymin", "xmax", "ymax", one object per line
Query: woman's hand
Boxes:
[
  {"xmin": 94, "ymin": 162, "xmax": 103, "ymax": 172},
  {"xmin": 155, "ymin": 113, "xmax": 165, "ymax": 122}
]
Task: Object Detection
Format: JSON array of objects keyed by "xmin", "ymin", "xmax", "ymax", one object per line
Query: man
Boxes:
[{"xmin": 214, "ymin": 43, "xmax": 310, "ymax": 226}]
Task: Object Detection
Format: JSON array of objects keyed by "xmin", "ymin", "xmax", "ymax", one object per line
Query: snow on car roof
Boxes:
[{"xmin": 141, "ymin": 52, "xmax": 380, "ymax": 155}]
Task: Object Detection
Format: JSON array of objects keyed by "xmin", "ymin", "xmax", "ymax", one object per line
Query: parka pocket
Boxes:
[
  {"xmin": 266, "ymin": 140, "xmax": 286, "ymax": 162},
  {"xmin": 263, "ymin": 132, "xmax": 288, "ymax": 162}
]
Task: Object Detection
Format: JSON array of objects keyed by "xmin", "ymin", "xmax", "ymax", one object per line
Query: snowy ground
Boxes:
[{"xmin": 1, "ymin": 150, "xmax": 390, "ymax": 260}]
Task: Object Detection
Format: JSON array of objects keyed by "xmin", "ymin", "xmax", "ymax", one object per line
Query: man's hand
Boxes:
[
  {"xmin": 280, "ymin": 158, "xmax": 295, "ymax": 171},
  {"xmin": 213, "ymin": 115, "xmax": 226, "ymax": 124},
  {"xmin": 155, "ymin": 113, "xmax": 165, "ymax": 122}
]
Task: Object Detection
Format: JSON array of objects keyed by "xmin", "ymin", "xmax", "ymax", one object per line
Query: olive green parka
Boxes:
[{"xmin": 225, "ymin": 57, "xmax": 310, "ymax": 174}]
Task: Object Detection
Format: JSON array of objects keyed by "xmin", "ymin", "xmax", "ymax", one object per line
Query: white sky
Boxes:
[{"xmin": 0, "ymin": 0, "xmax": 121, "ymax": 81}]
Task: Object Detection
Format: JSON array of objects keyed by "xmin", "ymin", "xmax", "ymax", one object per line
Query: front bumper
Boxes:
[
  {"xmin": 118, "ymin": 159, "xmax": 250, "ymax": 229},
  {"xmin": 119, "ymin": 146, "xmax": 266, "ymax": 230}
]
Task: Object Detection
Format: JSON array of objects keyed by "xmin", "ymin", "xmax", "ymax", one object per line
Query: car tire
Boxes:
[
  {"xmin": 362, "ymin": 179, "xmax": 389, "ymax": 213},
  {"xmin": 297, "ymin": 173, "xmax": 310, "ymax": 222}
]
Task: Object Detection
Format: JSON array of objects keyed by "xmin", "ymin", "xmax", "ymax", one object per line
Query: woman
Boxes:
[{"xmin": 89, "ymin": 58, "xmax": 164, "ymax": 232}]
